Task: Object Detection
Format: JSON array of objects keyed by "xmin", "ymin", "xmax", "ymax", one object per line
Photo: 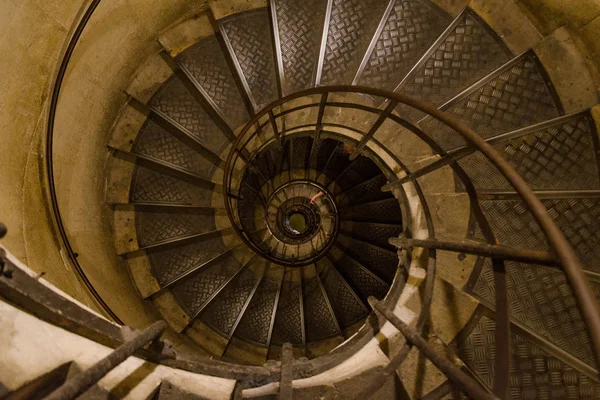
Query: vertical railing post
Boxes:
[
  {"xmin": 44, "ymin": 321, "xmax": 168, "ymax": 400},
  {"xmin": 279, "ymin": 342, "xmax": 294, "ymax": 399}
]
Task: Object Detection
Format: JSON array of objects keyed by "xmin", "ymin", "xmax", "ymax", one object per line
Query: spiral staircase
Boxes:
[{"xmin": 3, "ymin": 0, "xmax": 600, "ymax": 398}]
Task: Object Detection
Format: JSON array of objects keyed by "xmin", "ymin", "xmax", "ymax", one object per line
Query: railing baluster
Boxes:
[
  {"xmin": 45, "ymin": 321, "xmax": 168, "ymax": 400},
  {"xmin": 350, "ymin": 100, "xmax": 397, "ymax": 161},
  {"xmin": 279, "ymin": 342, "xmax": 294, "ymax": 399},
  {"xmin": 366, "ymin": 298, "xmax": 498, "ymax": 400},
  {"xmin": 389, "ymin": 237, "xmax": 560, "ymax": 267}
]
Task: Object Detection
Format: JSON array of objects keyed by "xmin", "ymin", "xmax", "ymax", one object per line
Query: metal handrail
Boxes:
[
  {"xmin": 42, "ymin": 0, "xmax": 599, "ymax": 393},
  {"xmin": 224, "ymin": 86, "xmax": 600, "ymax": 397}
]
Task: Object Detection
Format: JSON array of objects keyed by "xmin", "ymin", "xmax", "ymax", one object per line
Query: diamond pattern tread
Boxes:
[
  {"xmin": 457, "ymin": 114, "xmax": 600, "ymax": 191},
  {"xmin": 340, "ymin": 221, "xmax": 402, "ymax": 251},
  {"xmin": 149, "ymin": 76, "xmax": 229, "ymax": 155},
  {"xmin": 470, "ymin": 261, "xmax": 600, "ymax": 370},
  {"xmin": 334, "ymin": 155, "xmax": 382, "ymax": 192},
  {"xmin": 149, "ymin": 235, "xmax": 227, "ymax": 285},
  {"xmin": 420, "ymin": 52, "xmax": 562, "ymax": 152},
  {"xmin": 333, "ymin": 252, "xmax": 390, "ymax": 302},
  {"xmin": 170, "ymin": 255, "xmax": 242, "ymax": 316},
  {"xmin": 337, "ymin": 235, "xmax": 398, "ymax": 283},
  {"xmin": 271, "ymin": 276, "xmax": 303, "ymax": 345},
  {"xmin": 336, "ymin": 174, "xmax": 393, "ymax": 207},
  {"xmin": 274, "ymin": 0, "xmax": 328, "ymax": 94},
  {"xmin": 136, "ymin": 209, "xmax": 215, "ymax": 247},
  {"xmin": 235, "ymin": 275, "xmax": 280, "ymax": 346},
  {"xmin": 130, "ymin": 166, "xmax": 213, "ymax": 206},
  {"xmin": 319, "ymin": 266, "xmax": 368, "ymax": 327},
  {"xmin": 453, "ymin": 313, "xmax": 600, "ymax": 399},
  {"xmin": 201, "ymin": 267, "xmax": 259, "ymax": 338},
  {"xmin": 291, "ymin": 136, "xmax": 313, "ymax": 171},
  {"xmin": 479, "ymin": 198, "xmax": 600, "ymax": 274},
  {"xmin": 395, "ymin": 9, "xmax": 512, "ymax": 122},
  {"xmin": 133, "ymin": 120, "xmax": 217, "ymax": 181},
  {"xmin": 320, "ymin": 0, "xmax": 389, "ymax": 85},
  {"xmin": 220, "ymin": 9, "xmax": 279, "ymax": 110},
  {"xmin": 341, "ymin": 198, "xmax": 403, "ymax": 223},
  {"xmin": 177, "ymin": 35, "xmax": 249, "ymax": 130},
  {"xmin": 321, "ymin": 143, "xmax": 354, "ymax": 183},
  {"xmin": 303, "ymin": 277, "xmax": 340, "ymax": 340},
  {"xmin": 358, "ymin": 0, "xmax": 451, "ymax": 91}
]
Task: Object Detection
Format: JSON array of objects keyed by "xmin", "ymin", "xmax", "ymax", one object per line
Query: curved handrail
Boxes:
[
  {"xmin": 224, "ymin": 85, "xmax": 600, "ymax": 366},
  {"xmin": 44, "ymin": 0, "xmax": 121, "ymax": 323}
]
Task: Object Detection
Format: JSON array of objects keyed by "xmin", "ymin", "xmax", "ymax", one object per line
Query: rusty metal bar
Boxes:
[
  {"xmin": 44, "ymin": 321, "xmax": 167, "ymax": 400},
  {"xmin": 389, "ymin": 237, "xmax": 560, "ymax": 267},
  {"xmin": 279, "ymin": 343, "xmax": 294, "ymax": 399},
  {"xmin": 368, "ymin": 298, "xmax": 498, "ymax": 400},
  {"xmin": 219, "ymin": 85, "xmax": 600, "ymax": 365},
  {"xmin": 492, "ymin": 259, "xmax": 510, "ymax": 399},
  {"xmin": 269, "ymin": 110, "xmax": 282, "ymax": 148},
  {"xmin": 309, "ymin": 93, "xmax": 329, "ymax": 166}
]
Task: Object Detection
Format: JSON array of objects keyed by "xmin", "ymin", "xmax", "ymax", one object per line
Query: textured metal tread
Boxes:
[
  {"xmin": 478, "ymin": 198, "xmax": 600, "ymax": 274},
  {"xmin": 395, "ymin": 8, "xmax": 512, "ymax": 122},
  {"xmin": 340, "ymin": 221, "xmax": 403, "ymax": 251},
  {"xmin": 319, "ymin": 0, "xmax": 390, "ymax": 85},
  {"xmin": 318, "ymin": 263, "xmax": 369, "ymax": 328},
  {"xmin": 332, "ymin": 154, "xmax": 382, "ymax": 192},
  {"xmin": 337, "ymin": 234, "xmax": 399, "ymax": 283},
  {"xmin": 132, "ymin": 119, "xmax": 218, "ymax": 182},
  {"xmin": 340, "ymin": 197, "xmax": 403, "ymax": 223},
  {"xmin": 176, "ymin": 35, "xmax": 250, "ymax": 130},
  {"xmin": 303, "ymin": 275, "xmax": 341, "ymax": 340},
  {"xmin": 330, "ymin": 250, "xmax": 390, "ymax": 303},
  {"xmin": 272, "ymin": 0, "xmax": 328, "ymax": 94},
  {"xmin": 130, "ymin": 166, "xmax": 214, "ymax": 206},
  {"xmin": 457, "ymin": 112, "xmax": 600, "ymax": 191},
  {"xmin": 270, "ymin": 272, "xmax": 304, "ymax": 346},
  {"xmin": 469, "ymin": 258, "xmax": 600, "ymax": 370},
  {"xmin": 200, "ymin": 266, "xmax": 262, "ymax": 338},
  {"xmin": 149, "ymin": 234, "xmax": 229, "ymax": 286},
  {"xmin": 235, "ymin": 271, "xmax": 281, "ymax": 346},
  {"xmin": 453, "ymin": 310, "xmax": 600, "ymax": 399},
  {"xmin": 219, "ymin": 9, "xmax": 279, "ymax": 110},
  {"xmin": 336, "ymin": 174, "xmax": 393, "ymax": 207},
  {"xmin": 356, "ymin": 0, "xmax": 452, "ymax": 91},
  {"xmin": 149, "ymin": 76, "xmax": 229, "ymax": 155},
  {"xmin": 135, "ymin": 208, "xmax": 215, "ymax": 248},
  {"xmin": 170, "ymin": 255, "xmax": 243, "ymax": 318},
  {"xmin": 419, "ymin": 51, "xmax": 563, "ymax": 152}
]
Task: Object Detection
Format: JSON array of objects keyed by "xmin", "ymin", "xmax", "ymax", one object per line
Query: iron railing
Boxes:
[
  {"xmin": 38, "ymin": 0, "xmax": 600, "ymax": 397},
  {"xmin": 223, "ymin": 86, "xmax": 600, "ymax": 399}
]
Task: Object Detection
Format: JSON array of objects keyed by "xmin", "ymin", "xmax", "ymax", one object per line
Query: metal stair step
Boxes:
[
  {"xmin": 219, "ymin": 9, "xmax": 280, "ymax": 111},
  {"xmin": 176, "ymin": 35, "xmax": 250, "ymax": 130},
  {"xmin": 356, "ymin": 0, "xmax": 452, "ymax": 91},
  {"xmin": 318, "ymin": 0, "xmax": 389, "ymax": 85},
  {"xmin": 419, "ymin": 50, "xmax": 564, "ymax": 152},
  {"xmin": 395, "ymin": 8, "xmax": 513, "ymax": 122},
  {"xmin": 456, "ymin": 112, "xmax": 600, "ymax": 191},
  {"xmin": 271, "ymin": 0, "xmax": 329, "ymax": 95},
  {"xmin": 149, "ymin": 76, "xmax": 230, "ymax": 155}
]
